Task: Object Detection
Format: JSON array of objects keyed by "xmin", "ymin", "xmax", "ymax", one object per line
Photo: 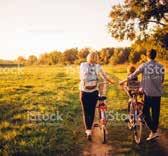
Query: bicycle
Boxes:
[
  {"xmin": 94, "ymin": 82, "xmax": 108, "ymax": 144},
  {"xmin": 122, "ymin": 81, "xmax": 144, "ymax": 144},
  {"xmin": 97, "ymin": 96, "xmax": 108, "ymax": 144}
]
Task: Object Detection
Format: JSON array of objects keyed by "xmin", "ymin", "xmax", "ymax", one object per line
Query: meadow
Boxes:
[{"xmin": 0, "ymin": 64, "xmax": 167, "ymax": 155}]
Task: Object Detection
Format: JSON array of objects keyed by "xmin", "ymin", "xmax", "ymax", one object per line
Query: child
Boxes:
[
  {"xmin": 119, "ymin": 65, "xmax": 139, "ymax": 122},
  {"xmin": 119, "ymin": 65, "xmax": 138, "ymax": 87}
]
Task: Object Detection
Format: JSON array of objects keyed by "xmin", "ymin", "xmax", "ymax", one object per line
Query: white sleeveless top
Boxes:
[{"xmin": 79, "ymin": 62, "xmax": 104, "ymax": 92}]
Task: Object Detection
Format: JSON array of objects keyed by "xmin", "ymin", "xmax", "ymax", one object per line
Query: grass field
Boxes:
[{"xmin": 0, "ymin": 64, "xmax": 167, "ymax": 155}]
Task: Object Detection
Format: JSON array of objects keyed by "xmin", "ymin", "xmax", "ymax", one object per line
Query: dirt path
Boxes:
[
  {"xmin": 83, "ymin": 124, "xmax": 113, "ymax": 156},
  {"xmin": 82, "ymin": 73, "xmax": 168, "ymax": 156},
  {"xmin": 82, "ymin": 123, "xmax": 168, "ymax": 156}
]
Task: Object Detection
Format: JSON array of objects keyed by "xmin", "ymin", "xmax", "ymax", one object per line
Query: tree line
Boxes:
[{"xmin": 15, "ymin": 46, "xmax": 167, "ymax": 66}]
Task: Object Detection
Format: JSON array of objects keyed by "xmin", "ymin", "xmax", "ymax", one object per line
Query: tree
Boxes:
[
  {"xmin": 77, "ymin": 48, "xmax": 90, "ymax": 60},
  {"xmin": 62, "ymin": 48, "xmax": 78, "ymax": 64},
  {"xmin": 110, "ymin": 48, "xmax": 130, "ymax": 64},
  {"xmin": 74, "ymin": 48, "xmax": 90, "ymax": 64},
  {"xmin": 108, "ymin": 0, "xmax": 168, "ymax": 41},
  {"xmin": 154, "ymin": 25, "xmax": 168, "ymax": 49},
  {"xmin": 16, "ymin": 56, "xmax": 27, "ymax": 65},
  {"xmin": 131, "ymin": 36, "xmax": 168, "ymax": 60},
  {"xmin": 39, "ymin": 53, "xmax": 50, "ymax": 65},
  {"xmin": 27, "ymin": 55, "xmax": 38, "ymax": 65},
  {"xmin": 48, "ymin": 51, "xmax": 62, "ymax": 64},
  {"xmin": 99, "ymin": 48, "xmax": 114, "ymax": 64}
]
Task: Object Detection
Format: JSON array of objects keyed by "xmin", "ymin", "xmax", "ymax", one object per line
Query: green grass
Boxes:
[{"xmin": 0, "ymin": 64, "xmax": 167, "ymax": 155}]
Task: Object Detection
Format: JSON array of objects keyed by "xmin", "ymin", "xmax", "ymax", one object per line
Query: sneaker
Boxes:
[
  {"xmin": 85, "ymin": 129, "xmax": 92, "ymax": 141},
  {"xmin": 85, "ymin": 129, "xmax": 91, "ymax": 135},
  {"xmin": 146, "ymin": 132, "xmax": 159, "ymax": 141}
]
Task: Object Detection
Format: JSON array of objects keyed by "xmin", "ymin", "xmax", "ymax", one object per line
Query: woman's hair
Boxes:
[
  {"xmin": 127, "ymin": 65, "xmax": 136, "ymax": 74},
  {"xmin": 86, "ymin": 52, "xmax": 99, "ymax": 64}
]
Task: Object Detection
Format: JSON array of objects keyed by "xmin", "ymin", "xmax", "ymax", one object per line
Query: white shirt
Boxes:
[{"xmin": 79, "ymin": 62, "xmax": 107, "ymax": 92}]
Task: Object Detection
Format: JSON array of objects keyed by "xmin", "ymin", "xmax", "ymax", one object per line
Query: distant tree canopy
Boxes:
[
  {"xmin": 108, "ymin": 0, "xmax": 168, "ymax": 60},
  {"xmin": 109, "ymin": 48, "xmax": 130, "ymax": 64},
  {"xmin": 76, "ymin": 48, "xmax": 90, "ymax": 64},
  {"xmin": 99, "ymin": 48, "xmax": 115, "ymax": 64},
  {"xmin": 108, "ymin": 0, "xmax": 168, "ymax": 41},
  {"xmin": 16, "ymin": 56, "xmax": 27, "ymax": 65},
  {"xmin": 62, "ymin": 48, "xmax": 78, "ymax": 64},
  {"xmin": 13, "ymin": 45, "xmax": 166, "ymax": 66},
  {"xmin": 15, "ymin": 47, "xmax": 137, "ymax": 65},
  {"xmin": 27, "ymin": 55, "xmax": 38, "ymax": 65}
]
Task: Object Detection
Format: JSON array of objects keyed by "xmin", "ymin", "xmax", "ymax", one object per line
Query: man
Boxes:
[{"xmin": 128, "ymin": 49, "xmax": 165, "ymax": 141}]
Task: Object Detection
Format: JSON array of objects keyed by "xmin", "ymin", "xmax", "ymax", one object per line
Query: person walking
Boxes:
[
  {"xmin": 128, "ymin": 49, "xmax": 165, "ymax": 140},
  {"xmin": 79, "ymin": 51, "xmax": 114, "ymax": 141}
]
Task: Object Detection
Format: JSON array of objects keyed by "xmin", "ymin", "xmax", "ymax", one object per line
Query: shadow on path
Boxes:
[{"xmin": 83, "ymin": 122, "xmax": 168, "ymax": 156}]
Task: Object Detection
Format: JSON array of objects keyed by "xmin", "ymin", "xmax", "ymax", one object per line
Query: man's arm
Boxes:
[
  {"xmin": 128, "ymin": 64, "xmax": 145, "ymax": 80},
  {"xmin": 100, "ymin": 71, "xmax": 115, "ymax": 84},
  {"xmin": 119, "ymin": 79, "xmax": 127, "ymax": 85}
]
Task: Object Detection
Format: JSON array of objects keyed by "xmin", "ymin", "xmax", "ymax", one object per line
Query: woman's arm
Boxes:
[{"xmin": 98, "ymin": 66, "xmax": 115, "ymax": 84}]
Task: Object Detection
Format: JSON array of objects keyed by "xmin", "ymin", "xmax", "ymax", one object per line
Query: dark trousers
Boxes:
[
  {"xmin": 80, "ymin": 91, "xmax": 98, "ymax": 130},
  {"xmin": 143, "ymin": 95, "xmax": 161, "ymax": 133}
]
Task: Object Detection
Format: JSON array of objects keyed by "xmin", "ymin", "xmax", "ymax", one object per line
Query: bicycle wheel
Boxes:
[
  {"xmin": 133, "ymin": 120, "xmax": 142, "ymax": 144},
  {"xmin": 100, "ymin": 125, "xmax": 107, "ymax": 144}
]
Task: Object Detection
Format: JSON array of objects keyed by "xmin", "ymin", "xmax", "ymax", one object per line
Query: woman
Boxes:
[{"xmin": 79, "ymin": 51, "xmax": 114, "ymax": 141}]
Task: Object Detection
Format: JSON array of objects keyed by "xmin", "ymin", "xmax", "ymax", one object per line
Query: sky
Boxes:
[{"xmin": 0, "ymin": 0, "xmax": 130, "ymax": 60}]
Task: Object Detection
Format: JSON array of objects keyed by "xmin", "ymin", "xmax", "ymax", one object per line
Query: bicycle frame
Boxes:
[
  {"xmin": 131, "ymin": 94, "xmax": 138, "ymax": 126},
  {"xmin": 95, "ymin": 81, "xmax": 109, "ymax": 144},
  {"xmin": 96, "ymin": 97, "xmax": 108, "ymax": 144},
  {"xmin": 124, "ymin": 86, "xmax": 144, "ymax": 144},
  {"xmin": 98, "ymin": 102, "xmax": 107, "ymax": 125},
  {"xmin": 97, "ymin": 81, "xmax": 108, "ymax": 124}
]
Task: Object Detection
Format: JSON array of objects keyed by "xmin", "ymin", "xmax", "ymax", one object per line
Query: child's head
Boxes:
[{"xmin": 127, "ymin": 65, "xmax": 136, "ymax": 75}]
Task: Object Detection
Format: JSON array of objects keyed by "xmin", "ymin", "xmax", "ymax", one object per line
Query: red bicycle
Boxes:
[
  {"xmin": 123, "ymin": 81, "xmax": 144, "ymax": 144},
  {"xmin": 97, "ymin": 96, "xmax": 108, "ymax": 144},
  {"xmin": 94, "ymin": 81, "xmax": 111, "ymax": 144}
]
